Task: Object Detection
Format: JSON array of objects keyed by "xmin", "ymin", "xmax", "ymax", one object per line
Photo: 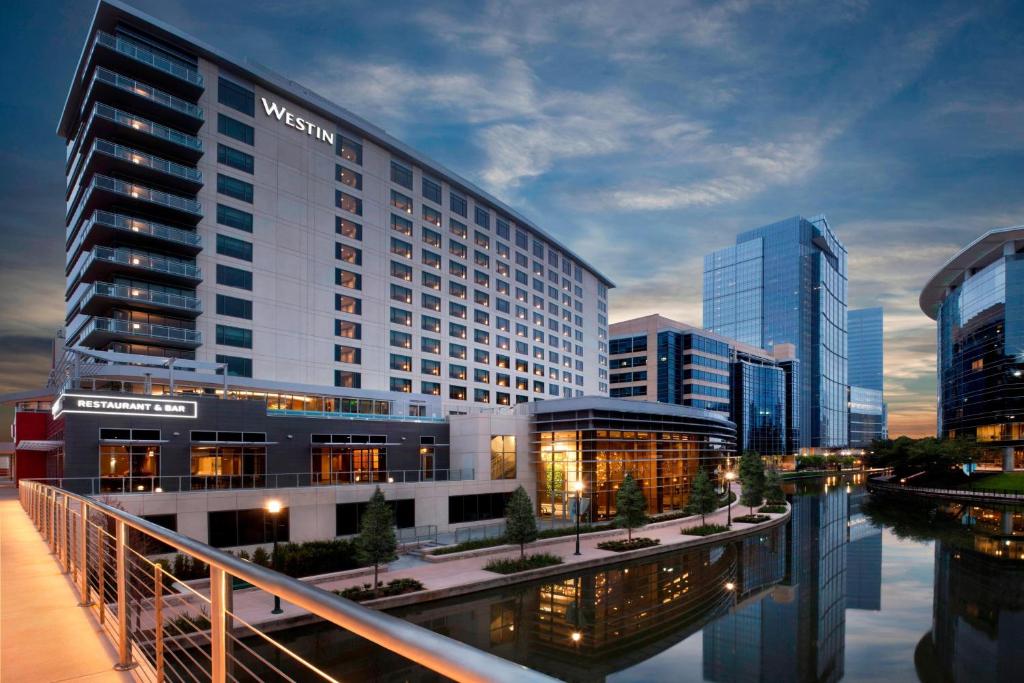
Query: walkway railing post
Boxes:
[
  {"xmin": 48, "ymin": 489, "xmax": 56, "ymax": 554},
  {"xmin": 97, "ymin": 519, "xmax": 105, "ymax": 624},
  {"xmin": 62, "ymin": 494, "xmax": 71, "ymax": 574},
  {"xmin": 210, "ymin": 565, "xmax": 227, "ymax": 683},
  {"xmin": 153, "ymin": 563, "xmax": 164, "ymax": 681},
  {"xmin": 78, "ymin": 501, "xmax": 91, "ymax": 606},
  {"xmin": 114, "ymin": 519, "xmax": 133, "ymax": 671}
]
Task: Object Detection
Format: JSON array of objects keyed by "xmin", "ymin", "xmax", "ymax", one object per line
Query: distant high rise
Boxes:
[
  {"xmin": 704, "ymin": 216, "xmax": 849, "ymax": 450},
  {"xmin": 847, "ymin": 307, "xmax": 887, "ymax": 446}
]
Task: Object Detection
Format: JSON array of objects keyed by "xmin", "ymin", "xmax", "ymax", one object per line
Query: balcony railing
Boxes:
[
  {"xmin": 93, "ymin": 31, "xmax": 204, "ymax": 87},
  {"xmin": 68, "ymin": 210, "xmax": 202, "ymax": 248},
  {"xmin": 92, "ymin": 66, "xmax": 203, "ymax": 120},
  {"xmin": 71, "ymin": 174, "xmax": 202, "ymax": 218},
  {"xmin": 70, "ymin": 103, "xmax": 202, "ymax": 164},
  {"xmin": 79, "ymin": 316, "xmax": 201, "ymax": 345},
  {"xmin": 87, "ymin": 245, "xmax": 200, "ymax": 280},
  {"xmin": 19, "ymin": 481, "xmax": 547, "ymax": 683},
  {"xmin": 89, "ymin": 138, "xmax": 202, "ymax": 184},
  {"xmin": 84, "ymin": 282, "xmax": 202, "ymax": 314}
]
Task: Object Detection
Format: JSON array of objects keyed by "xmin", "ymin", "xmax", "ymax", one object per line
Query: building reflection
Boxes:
[{"xmin": 846, "ymin": 486, "xmax": 882, "ymax": 611}]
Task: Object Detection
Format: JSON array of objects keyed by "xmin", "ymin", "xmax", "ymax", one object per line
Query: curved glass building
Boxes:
[{"xmin": 920, "ymin": 227, "xmax": 1024, "ymax": 471}]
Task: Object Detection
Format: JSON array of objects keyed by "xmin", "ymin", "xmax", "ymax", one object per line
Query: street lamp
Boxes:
[
  {"xmin": 265, "ymin": 499, "xmax": 284, "ymax": 615},
  {"xmin": 573, "ymin": 480, "xmax": 584, "ymax": 556},
  {"xmin": 724, "ymin": 471, "xmax": 736, "ymax": 528}
]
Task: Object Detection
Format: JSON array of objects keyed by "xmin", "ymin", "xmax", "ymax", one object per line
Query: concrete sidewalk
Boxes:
[{"xmin": 0, "ymin": 488, "xmax": 131, "ymax": 682}]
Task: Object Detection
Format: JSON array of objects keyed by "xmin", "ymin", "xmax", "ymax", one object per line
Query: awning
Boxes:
[
  {"xmin": 98, "ymin": 439, "xmax": 170, "ymax": 445},
  {"xmin": 189, "ymin": 441, "xmax": 279, "ymax": 446},
  {"xmin": 16, "ymin": 440, "xmax": 64, "ymax": 451}
]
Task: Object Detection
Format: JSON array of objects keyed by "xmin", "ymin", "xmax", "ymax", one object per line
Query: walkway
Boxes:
[{"xmin": 0, "ymin": 487, "xmax": 130, "ymax": 682}]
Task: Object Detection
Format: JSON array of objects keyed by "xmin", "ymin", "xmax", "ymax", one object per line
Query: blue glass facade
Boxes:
[
  {"xmin": 848, "ymin": 308, "xmax": 884, "ymax": 392},
  {"xmin": 732, "ymin": 357, "xmax": 787, "ymax": 456},
  {"xmin": 705, "ymin": 216, "xmax": 848, "ymax": 449}
]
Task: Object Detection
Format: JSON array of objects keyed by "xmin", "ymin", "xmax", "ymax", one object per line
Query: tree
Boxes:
[
  {"xmin": 505, "ymin": 485, "xmax": 538, "ymax": 559},
  {"xmin": 764, "ymin": 468, "xmax": 785, "ymax": 506},
  {"xmin": 688, "ymin": 469, "xmax": 717, "ymax": 526},
  {"xmin": 615, "ymin": 473, "xmax": 647, "ymax": 541},
  {"xmin": 739, "ymin": 450, "xmax": 766, "ymax": 514},
  {"xmin": 355, "ymin": 487, "xmax": 397, "ymax": 596}
]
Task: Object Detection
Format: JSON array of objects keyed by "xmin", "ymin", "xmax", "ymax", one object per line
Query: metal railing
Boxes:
[
  {"xmin": 90, "ymin": 139, "xmax": 203, "ymax": 183},
  {"xmin": 83, "ymin": 282, "xmax": 202, "ymax": 314},
  {"xmin": 867, "ymin": 477, "xmax": 1024, "ymax": 503},
  {"xmin": 18, "ymin": 480, "xmax": 553, "ymax": 682},
  {"xmin": 94, "ymin": 31, "xmax": 204, "ymax": 87},
  {"xmin": 27, "ymin": 469, "xmax": 477, "ymax": 496},
  {"xmin": 92, "ymin": 66, "xmax": 204, "ymax": 120},
  {"xmin": 78, "ymin": 317, "xmax": 202, "ymax": 346},
  {"xmin": 68, "ymin": 211, "xmax": 202, "ymax": 249},
  {"xmin": 86, "ymin": 245, "xmax": 202, "ymax": 280}
]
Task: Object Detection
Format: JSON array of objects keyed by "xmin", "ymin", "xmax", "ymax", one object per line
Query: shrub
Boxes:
[
  {"xmin": 616, "ymin": 473, "xmax": 647, "ymax": 541},
  {"xmin": 483, "ymin": 553, "xmax": 563, "ymax": 574},
  {"xmin": 688, "ymin": 469, "xmax": 717, "ymax": 526},
  {"xmin": 166, "ymin": 606, "xmax": 210, "ymax": 634},
  {"xmin": 251, "ymin": 546, "xmax": 271, "ymax": 567},
  {"xmin": 335, "ymin": 578, "xmax": 424, "ymax": 602},
  {"xmin": 733, "ymin": 514, "xmax": 770, "ymax": 524},
  {"xmin": 681, "ymin": 524, "xmax": 729, "ymax": 537},
  {"xmin": 759, "ymin": 505, "xmax": 787, "ymax": 514},
  {"xmin": 505, "ymin": 486, "xmax": 539, "ymax": 559},
  {"xmin": 596, "ymin": 537, "xmax": 660, "ymax": 552}
]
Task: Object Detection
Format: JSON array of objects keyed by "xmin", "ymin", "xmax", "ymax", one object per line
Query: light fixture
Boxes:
[
  {"xmin": 725, "ymin": 581, "xmax": 736, "ymax": 591},
  {"xmin": 388, "ymin": 477, "xmax": 394, "ymax": 483},
  {"xmin": 573, "ymin": 480, "xmax": 584, "ymax": 493},
  {"xmin": 265, "ymin": 499, "xmax": 283, "ymax": 515},
  {"xmin": 570, "ymin": 632, "xmax": 581, "ymax": 643},
  {"xmin": 154, "ymin": 487, "xmax": 163, "ymax": 493}
]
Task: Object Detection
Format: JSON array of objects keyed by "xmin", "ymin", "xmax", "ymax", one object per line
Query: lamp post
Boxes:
[
  {"xmin": 724, "ymin": 471, "xmax": 736, "ymax": 528},
  {"xmin": 265, "ymin": 499, "xmax": 283, "ymax": 615},
  {"xmin": 573, "ymin": 480, "xmax": 584, "ymax": 556}
]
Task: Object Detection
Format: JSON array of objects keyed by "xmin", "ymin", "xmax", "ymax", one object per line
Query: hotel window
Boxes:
[
  {"xmin": 497, "ymin": 242, "xmax": 510, "ymax": 259},
  {"xmin": 496, "ymin": 372, "xmax": 511, "ymax": 387},
  {"xmin": 422, "ymin": 177, "xmax": 442, "ymax": 204},
  {"xmin": 422, "ymin": 272, "xmax": 441, "ymax": 290},
  {"xmin": 216, "ymin": 264, "xmax": 252, "ymax": 290},
  {"xmin": 474, "ymin": 329, "xmax": 490, "ymax": 345},
  {"xmin": 474, "ymin": 251, "xmax": 490, "ymax": 268},
  {"xmin": 390, "ymin": 377, "xmax": 412, "ymax": 393},
  {"xmin": 216, "ymin": 324, "xmax": 251, "ymax": 348},
  {"xmin": 490, "ymin": 435, "xmax": 516, "ymax": 480},
  {"xmin": 335, "ymin": 320, "xmax": 361, "ymax": 339},
  {"xmin": 217, "ymin": 174, "xmax": 253, "ymax": 203},
  {"xmin": 217, "ymin": 113, "xmax": 253, "ymax": 145},
  {"xmin": 218, "ymin": 77, "xmax": 254, "ymax": 116},
  {"xmin": 390, "ymin": 307, "xmax": 412, "ymax": 327},
  {"xmin": 217, "ymin": 144, "xmax": 254, "ymax": 174},
  {"xmin": 423, "ymin": 206, "xmax": 442, "ymax": 227},
  {"xmin": 336, "ymin": 294, "xmax": 361, "ymax": 314},
  {"xmin": 422, "ymin": 226, "xmax": 441, "ymax": 247},
  {"xmin": 474, "ymin": 388, "xmax": 490, "ymax": 403},
  {"xmin": 391, "ymin": 214, "xmax": 413, "ymax": 236},
  {"xmin": 390, "ymin": 354, "xmax": 412, "ymax": 372},
  {"xmin": 474, "ymin": 309, "xmax": 490, "ymax": 325},
  {"xmin": 450, "ymin": 343, "xmax": 467, "ymax": 360},
  {"xmin": 336, "ymin": 191, "xmax": 362, "ymax": 216},
  {"xmin": 390, "ymin": 261, "xmax": 412, "ymax": 281},
  {"xmin": 390, "ymin": 161, "xmax": 413, "ymax": 189},
  {"xmin": 450, "ymin": 302, "xmax": 467, "ymax": 319},
  {"xmin": 216, "ymin": 294, "xmax": 251, "ymax": 319},
  {"xmin": 450, "ymin": 219, "xmax": 468, "ymax": 239},
  {"xmin": 422, "ymin": 337, "xmax": 440, "ymax": 354},
  {"xmin": 496, "ymin": 261, "xmax": 509, "ymax": 277},
  {"xmin": 336, "ymin": 243, "xmax": 362, "ymax": 265},
  {"xmin": 336, "ymin": 268, "xmax": 362, "ymax": 290},
  {"xmin": 216, "ymin": 354, "xmax": 252, "ymax": 378},
  {"xmin": 391, "ymin": 190, "xmax": 413, "ymax": 214},
  {"xmin": 450, "ymin": 241, "xmax": 468, "ymax": 259},
  {"xmin": 496, "ymin": 392, "xmax": 510, "ymax": 406},
  {"xmin": 336, "ymin": 217, "xmax": 362, "ymax": 240},
  {"xmin": 515, "ymin": 230, "xmax": 528, "ymax": 249},
  {"xmin": 448, "ymin": 492, "xmax": 512, "ymax": 524},
  {"xmin": 475, "ymin": 290, "xmax": 490, "ymax": 306},
  {"xmin": 390, "ymin": 284, "xmax": 412, "ymax": 304},
  {"xmin": 450, "ymin": 261, "xmax": 467, "ymax": 279},
  {"xmin": 533, "ymin": 380, "xmax": 544, "ymax": 393},
  {"xmin": 217, "ymin": 204, "xmax": 253, "ymax": 232},
  {"xmin": 99, "ymin": 442, "xmax": 159, "ymax": 492},
  {"xmin": 450, "ymin": 282, "xmax": 467, "ymax": 299},
  {"xmin": 450, "ymin": 322, "xmax": 467, "ymax": 339},
  {"xmin": 335, "ymin": 370, "xmax": 361, "ymax": 388},
  {"xmin": 391, "ymin": 237, "xmax": 413, "ymax": 259},
  {"xmin": 496, "ymin": 218, "xmax": 510, "ymax": 239},
  {"xmin": 474, "ymin": 368, "xmax": 490, "ymax": 383},
  {"xmin": 497, "ymin": 354, "xmax": 510, "ymax": 369},
  {"xmin": 450, "ymin": 192, "xmax": 467, "ymax": 217},
  {"xmin": 474, "ymin": 207, "xmax": 490, "ymax": 230},
  {"xmin": 475, "ymin": 349, "xmax": 490, "ymax": 364},
  {"xmin": 497, "ymin": 335, "xmax": 510, "ymax": 350},
  {"xmin": 450, "ymin": 364, "xmax": 467, "ymax": 380},
  {"xmin": 474, "ymin": 270, "xmax": 490, "ymax": 287},
  {"xmin": 421, "ymin": 315, "xmax": 441, "ymax": 333},
  {"xmin": 421, "ymin": 381, "xmax": 441, "ymax": 396},
  {"xmin": 422, "ymin": 250, "xmax": 441, "ymax": 269},
  {"xmin": 336, "ymin": 164, "xmax": 362, "ymax": 190},
  {"xmin": 450, "ymin": 385, "xmax": 467, "ymax": 400},
  {"xmin": 422, "ymin": 359, "xmax": 441, "ymax": 376},
  {"xmin": 336, "ymin": 134, "xmax": 362, "ymax": 164},
  {"xmin": 390, "ymin": 331, "xmax": 412, "ymax": 349},
  {"xmin": 335, "ymin": 344, "xmax": 361, "ymax": 364},
  {"xmin": 422, "ymin": 293, "xmax": 441, "ymax": 311},
  {"xmin": 516, "ymin": 377, "xmax": 528, "ymax": 390}
]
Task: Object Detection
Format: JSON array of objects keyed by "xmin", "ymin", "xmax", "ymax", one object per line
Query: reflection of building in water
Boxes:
[
  {"xmin": 704, "ymin": 483, "xmax": 848, "ymax": 683},
  {"xmin": 917, "ymin": 539, "xmax": 1024, "ymax": 683},
  {"xmin": 846, "ymin": 487, "xmax": 882, "ymax": 611}
]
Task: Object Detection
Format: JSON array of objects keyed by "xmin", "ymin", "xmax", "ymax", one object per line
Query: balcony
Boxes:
[
  {"xmin": 77, "ymin": 282, "xmax": 202, "ymax": 318},
  {"xmin": 75, "ymin": 245, "xmax": 201, "ymax": 287},
  {"xmin": 69, "ymin": 139, "xmax": 202, "ymax": 197},
  {"xmin": 88, "ymin": 31, "xmax": 203, "ymax": 96},
  {"xmin": 67, "ymin": 211, "xmax": 201, "ymax": 259},
  {"xmin": 80, "ymin": 67, "xmax": 203, "ymax": 133},
  {"xmin": 75, "ymin": 316, "xmax": 202, "ymax": 350},
  {"xmin": 67, "ymin": 175, "xmax": 202, "ymax": 228},
  {"xmin": 68, "ymin": 103, "xmax": 202, "ymax": 167}
]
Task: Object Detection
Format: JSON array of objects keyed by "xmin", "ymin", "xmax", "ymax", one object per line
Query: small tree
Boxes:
[
  {"xmin": 764, "ymin": 468, "xmax": 785, "ymax": 506},
  {"xmin": 739, "ymin": 450, "xmax": 766, "ymax": 514},
  {"xmin": 689, "ymin": 469, "xmax": 717, "ymax": 526},
  {"xmin": 615, "ymin": 473, "xmax": 647, "ymax": 541},
  {"xmin": 356, "ymin": 487, "xmax": 397, "ymax": 596},
  {"xmin": 505, "ymin": 485, "xmax": 538, "ymax": 559}
]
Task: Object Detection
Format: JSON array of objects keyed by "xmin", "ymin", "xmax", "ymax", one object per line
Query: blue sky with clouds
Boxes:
[{"xmin": 2, "ymin": 0, "xmax": 1023, "ymax": 435}]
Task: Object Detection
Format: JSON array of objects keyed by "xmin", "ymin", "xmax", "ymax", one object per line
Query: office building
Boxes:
[
  {"xmin": 609, "ymin": 315, "xmax": 800, "ymax": 455},
  {"xmin": 847, "ymin": 307, "xmax": 886, "ymax": 447},
  {"xmin": 704, "ymin": 215, "xmax": 849, "ymax": 450},
  {"xmin": 920, "ymin": 226, "xmax": 1024, "ymax": 471}
]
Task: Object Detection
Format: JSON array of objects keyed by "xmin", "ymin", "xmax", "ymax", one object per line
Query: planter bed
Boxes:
[
  {"xmin": 733, "ymin": 514, "xmax": 771, "ymax": 524},
  {"xmin": 759, "ymin": 505, "xmax": 787, "ymax": 514},
  {"xmin": 681, "ymin": 523, "xmax": 730, "ymax": 536},
  {"xmin": 596, "ymin": 537, "xmax": 660, "ymax": 552},
  {"xmin": 484, "ymin": 553, "xmax": 563, "ymax": 574},
  {"xmin": 334, "ymin": 578, "xmax": 425, "ymax": 602}
]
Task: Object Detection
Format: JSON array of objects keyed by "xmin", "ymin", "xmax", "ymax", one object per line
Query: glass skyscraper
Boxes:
[
  {"xmin": 704, "ymin": 216, "xmax": 849, "ymax": 450},
  {"xmin": 847, "ymin": 307, "xmax": 886, "ymax": 447}
]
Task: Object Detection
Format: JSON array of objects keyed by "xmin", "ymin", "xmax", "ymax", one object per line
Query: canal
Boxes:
[{"xmin": 261, "ymin": 477, "xmax": 1024, "ymax": 682}]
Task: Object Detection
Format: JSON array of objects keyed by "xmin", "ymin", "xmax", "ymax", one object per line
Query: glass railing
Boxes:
[
  {"xmin": 92, "ymin": 66, "xmax": 202, "ymax": 119},
  {"xmin": 91, "ymin": 102, "xmax": 202, "ymax": 151},
  {"xmin": 70, "ymin": 210, "xmax": 201, "ymax": 247},
  {"xmin": 80, "ymin": 316, "xmax": 201, "ymax": 344},
  {"xmin": 91, "ymin": 138, "xmax": 202, "ymax": 183},
  {"xmin": 86, "ymin": 282, "xmax": 201, "ymax": 313},
  {"xmin": 88, "ymin": 245, "xmax": 201, "ymax": 280},
  {"xmin": 74, "ymin": 174, "xmax": 202, "ymax": 216},
  {"xmin": 93, "ymin": 31, "xmax": 203, "ymax": 87}
]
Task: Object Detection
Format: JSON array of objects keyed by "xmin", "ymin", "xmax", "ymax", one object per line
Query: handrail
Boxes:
[
  {"xmin": 19, "ymin": 480, "xmax": 553, "ymax": 683},
  {"xmin": 867, "ymin": 477, "xmax": 1024, "ymax": 502}
]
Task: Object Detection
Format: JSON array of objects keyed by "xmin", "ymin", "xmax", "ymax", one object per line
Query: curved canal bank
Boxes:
[{"xmin": 867, "ymin": 477, "xmax": 1024, "ymax": 505}]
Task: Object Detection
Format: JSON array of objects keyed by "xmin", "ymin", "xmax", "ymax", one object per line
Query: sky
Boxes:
[{"xmin": 2, "ymin": 0, "xmax": 1023, "ymax": 437}]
